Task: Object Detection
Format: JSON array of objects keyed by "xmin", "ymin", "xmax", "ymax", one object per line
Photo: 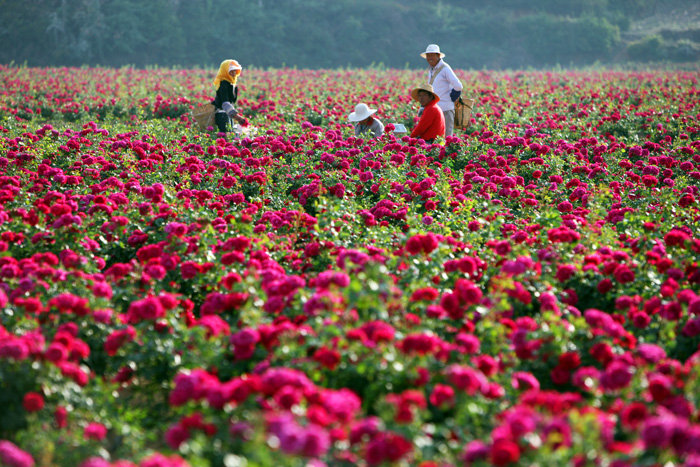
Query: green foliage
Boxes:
[
  {"xmin": 0, "ymin": 360, "xmax": 35, "ymax": 437},
  {"xmin": 627, "ymin": 35, "xmax": 666, "ymax": 61},
  {"xmin": 511, "ymin": 13, "xmax": 620, "ymax": 67},
  {"xmin": 665, "ymin": 39, "xmax": 700, "ymax": 62},
  {"xmin": 627, "ymin": 34, "xmax": 700, "ymax": 63},
  {"xmin": 0, "ymin": 0, "xmax": 697, "ymax": 68}
]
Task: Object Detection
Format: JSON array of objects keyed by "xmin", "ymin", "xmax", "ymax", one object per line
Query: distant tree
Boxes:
[
  {"xmin": 0, "ymin": 0, "xmax": 694, "ymax": 68},
  {"xmin": 627, "ymin": 34, "xmax": 665, "ymax": 61},
  {"xmin": 511, "ymin": 13, "xmax": 619, "ymax": 67},
  {"xmin": 0, "ymin": 0, "xmax": 55, "ymax": 65},
  {"xmin": 530, "ymin": 0, "xmax": 608, "ymax": 17}
]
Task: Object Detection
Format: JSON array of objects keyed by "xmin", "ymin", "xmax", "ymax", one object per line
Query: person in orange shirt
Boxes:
[{"xmin": 409, "ymin": 83, "xmax": 445, "ymax": 143}]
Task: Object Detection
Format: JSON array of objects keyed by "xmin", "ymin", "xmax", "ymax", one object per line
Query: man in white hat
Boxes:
[
  {"xmin": 348, "ymin": 103, "xmax": 384, "ymax": 138},
  {"xmin": 421, "ymin": 44, "xmax": 463, "ymax": 137}
]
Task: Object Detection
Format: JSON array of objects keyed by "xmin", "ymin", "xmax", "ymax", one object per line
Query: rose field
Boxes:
[{"xmin": 0, "ymin": 65, "xmax": 699, "ymax": 467}]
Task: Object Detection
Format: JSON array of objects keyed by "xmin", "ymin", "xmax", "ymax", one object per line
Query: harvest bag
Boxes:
[
  {"xmin": 192, "ymin": 103, "xmax": 216, "ymax": 131},
  {"xmin": 428, "ymin": 65, "xmax": 445, "ymax": 85},
  {"xmin": 454, "ymin": 96, "xmax": 475, "ymax": 129}
]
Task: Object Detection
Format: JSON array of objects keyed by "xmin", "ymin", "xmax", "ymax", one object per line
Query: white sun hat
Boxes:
[
  {"xmin": 348, "ymin": 103, "xmax": 377, "ymax": 122},
  {"xmin": 228, "ymin": 61, "xmax": 242, "ymax": 72},
  {"xmin": 420, "ymin": 44, "xmax": 445, "ymax": 58}
]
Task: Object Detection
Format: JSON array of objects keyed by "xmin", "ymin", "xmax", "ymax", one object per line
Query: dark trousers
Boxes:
[{"xmin": 215, "ymin": 112, "xmax": 230, "ymax": 132}]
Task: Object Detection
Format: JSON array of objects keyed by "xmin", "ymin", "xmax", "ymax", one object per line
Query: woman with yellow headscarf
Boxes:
[{"xmin": 212, "ymin": 59, "xmax": 247, "ymax": 133}]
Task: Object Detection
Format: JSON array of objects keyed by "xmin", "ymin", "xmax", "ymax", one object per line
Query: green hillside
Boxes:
[{"xmin": 0, "ymin": 0, "xmax": 698, "ymax": 68}]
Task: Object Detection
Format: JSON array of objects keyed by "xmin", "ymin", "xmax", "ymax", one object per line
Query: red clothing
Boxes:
[{"xmin": 410, "ymin": 99, "xmax": 445, "ymax": 141}]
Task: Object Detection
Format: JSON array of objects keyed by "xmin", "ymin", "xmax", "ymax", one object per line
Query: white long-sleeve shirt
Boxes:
[{"xmin": 427, "ymin": 59, "xmax": 463, "ymax": 112}]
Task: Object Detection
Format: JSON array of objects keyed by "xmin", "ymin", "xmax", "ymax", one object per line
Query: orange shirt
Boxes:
[{"xmin": 410, "ymin": 99, "xmax": 445, "ymax": 141}]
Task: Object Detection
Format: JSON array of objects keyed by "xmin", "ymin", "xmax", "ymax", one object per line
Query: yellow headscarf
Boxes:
[{"xmin": 213, "ymin": 59, "xmax": 242, "ymax": 88}]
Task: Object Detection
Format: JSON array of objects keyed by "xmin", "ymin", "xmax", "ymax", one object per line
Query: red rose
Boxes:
[
  {"xmin": 556, "ymin": 264, "xmax": 576, "ymax": 282},
  {"xmin": 620, "ymin": 402, "xmax": 648, "ymax": 430},
  {"xmin": 664, "ymin": 230, "xmax": 690, "ymax": 247},
  {"xmin": 647, "ymin": 373, "xmax": 672, "ymax": 402},
  {"xmin": 180, "ymin": 261, "xmax": 201, "ymax": 280},
  {"xmin": 613, "ymin": 265, "xmax": 635, "ymax": 284},
  {"xmin": 405, "ymin": 235, "xmax": 423, "ymax": 255},
  {"xmin": 165, "ymin": 424, "xmax": 190, "ymax": 449},
  {"xmin": 429, "ymin": 384, "xmax": 455, "ymax": 408},
  {"xmin": 383, "ymin": 432, "xmax": 413, "ymax": 462},
  {"xmin": 679, "ymin": 193, "xmax": 695, "ymax": 207},
  {"xmin": 54, "ymin": 406, "xmax": 68, "ymax": 428},
  {"xmin": 590, "ymin": 342, "xmax": 614, "ymax": 365},
  {"xmin": 84, "ymin": 422, "xmax": 107, "ymax": 441},
  {"xmin": 558, "ymin": 351, "xmax": 582, "ymax": 370},
  {"xmin": 410, "ymin": 287, "xmax": 439, "ymax": 302},
  {"xmin": 641, "ymin": 175, "xmax": 658, "ymax": 187},
  {"xmin": 23, "ymin": 391, "xmax": 45, "ymax": 412},
  {"xmin": 631, "ymin": 311, "xmax": 651, "ymax": 329},
  {"xmin": 597, "ymin": 278, "xmax": 613, "ymax": 294},
  {"xmin": 313, "ymin": 347, "xmax": 341, "ymax": 370},
  {"xmin": 550, "ymin": 365, "xmax": 571, "ymax": 385},
  {"xmin": 490, "ymin": 439, "xmax": 520, "ymax": 466},
  {"xmin": 454, "ymin": 279, "xmax": 482, "ymax": 306},
  {"xmin": 420, "ymin": 233, "xmax": 439, "ymax": 254}
]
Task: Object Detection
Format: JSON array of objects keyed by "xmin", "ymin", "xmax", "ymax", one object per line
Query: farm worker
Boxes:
[
  {"xmin": 421, "ymin": 44, "xmax": 463, "ymax": 137},
  {"xmin": 348, "ymin": 103, "xmax": 384, "ymax": 138},
  {"xmin": 410, "ymin": 83, "xmax": 445, "ymax": 143},
  {"xmin": 212, "ymin": 59, "xmax": 248, "ymax": 132}
]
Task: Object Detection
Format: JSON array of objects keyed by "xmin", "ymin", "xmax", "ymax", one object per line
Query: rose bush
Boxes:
[{"xmin": 0, "ymin": 65, "xmax": 698, "ymax": 466}]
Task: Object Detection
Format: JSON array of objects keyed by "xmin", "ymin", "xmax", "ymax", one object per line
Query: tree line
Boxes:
[{"xmin": 1, "ymin": 0, "xmax": 698, "ymax": 69}]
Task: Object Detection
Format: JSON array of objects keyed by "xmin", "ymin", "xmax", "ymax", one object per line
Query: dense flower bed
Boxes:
[{"xmin": 0, "ymin": 65, "xmax": 699, "ymax": 466}]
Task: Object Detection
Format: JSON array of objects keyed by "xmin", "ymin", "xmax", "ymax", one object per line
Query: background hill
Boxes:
[{"xmin": 1, "ymin": 0, "xmax": 698, "ymax": 69}]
